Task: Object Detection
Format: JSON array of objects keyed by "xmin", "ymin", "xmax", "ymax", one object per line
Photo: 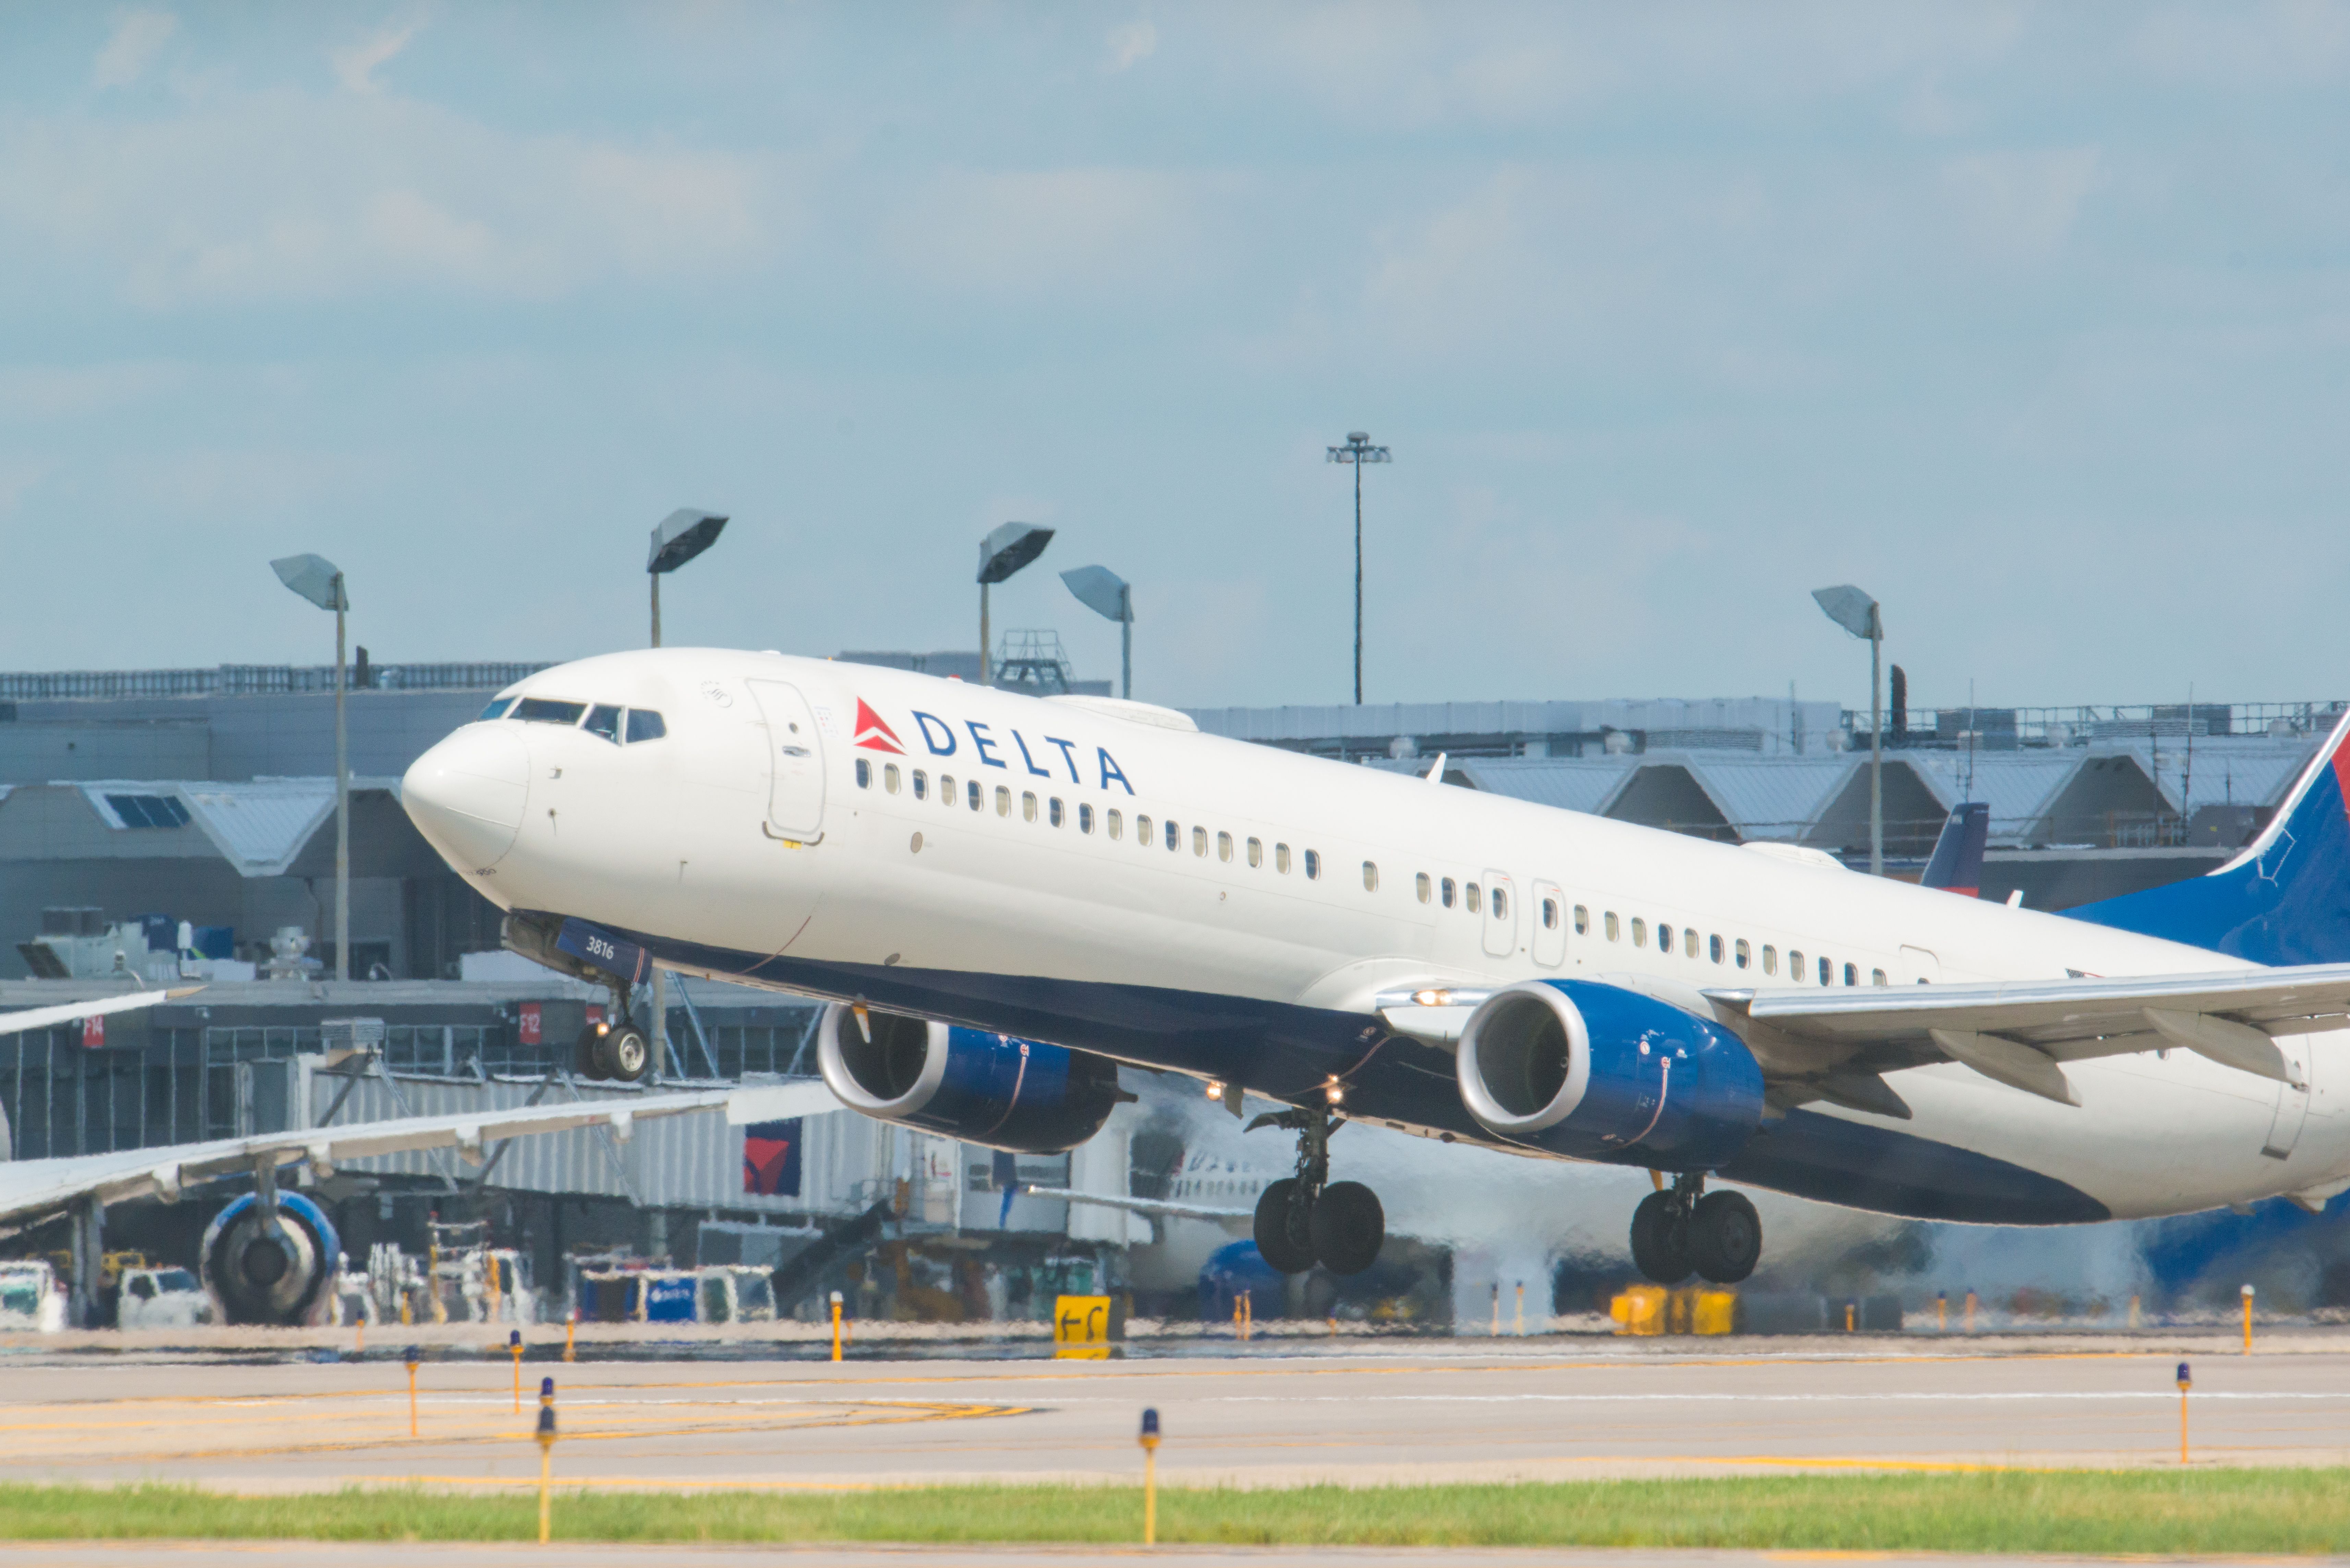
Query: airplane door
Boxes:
[
  {"xmin": 746, "ymin": 679, "xmax": 827, "ymax": 839},
  {"xmin": 2263, "ymin": 1038, "xmax": 2312, "ymax": 1160},
  {"xmin": 1530, "ymin": 879, "xmax": 1567, "ymax": 968},
  {"xmin": 1482, "ymin": 870, "xmax": 1518, "ymax": 959}
]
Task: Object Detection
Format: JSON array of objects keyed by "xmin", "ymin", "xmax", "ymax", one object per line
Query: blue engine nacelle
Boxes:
[
  {"xmin": 817, "ymin": 1004, "xmax": 1123, "ymax": 1154},
  {"xmin": 201, "ymin": 1189, "xmax": 341, "ymax": 1327},
  {"xmin": 1455, "ymin": 980, "xmax": 1764, "ymax": 1169}
]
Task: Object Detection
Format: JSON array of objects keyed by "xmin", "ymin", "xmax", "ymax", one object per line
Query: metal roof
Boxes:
[
  {"xmin": 1450, "ymin": 757, "xmax": 1639, "ymax": 814},
  {"xmin": 67, "ymin": 777, "xmax": 399, "ymax": 877},
  {"xmin": 1897, "ymin": 752, "xmax": 2084, "ymax": 841},
  {"xmin": 1660, "ymin": 755, "xmax": 1858, "ymax": 841}
]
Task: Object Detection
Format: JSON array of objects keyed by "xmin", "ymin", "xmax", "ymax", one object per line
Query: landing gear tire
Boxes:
[
  {"xmin": 575, "ymin": 1026, "xmax": 609, "ymax": 1081},
  {"xmin": 1687, "ymin": 1190, "xmax": 1761, "ymax": 1285},
  {"xmin": 1309, "ymin": 1180, "xmax": 1385, "ymax": 1276},
  {"xmin": 1630, "ymin": 1190, "xmax": 1692, "ymax": 1284},
  {"xmin": 1253, "ymin": 1178, "xmax": 1316, "ymax": 1274},
  {"xmin": 604, "ymin": 1025, "xmax": 652, "ymax": 1083}
]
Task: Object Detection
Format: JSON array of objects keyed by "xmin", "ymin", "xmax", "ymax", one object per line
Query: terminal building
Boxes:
[{"xmin": 1, "ymin": 649, "xmax": 2341, "ymax": 1328}]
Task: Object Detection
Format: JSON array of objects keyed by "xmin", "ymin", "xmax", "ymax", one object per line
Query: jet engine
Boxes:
[
  {"xmin": 200, "ymin": 1190, "xmax": 342, "ymax": 1327},
  {"xmin": 1456, "ymin": 979, "xmax": 1763, "ymax": 1169},
  {"xmin": 816, "ymin": 1004, "xmax": 1123, "ymax": 1153}
]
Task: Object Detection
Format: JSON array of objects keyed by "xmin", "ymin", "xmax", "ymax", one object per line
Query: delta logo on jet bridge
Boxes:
[{"xmin": 853, "ymin": 697, "xmax": 1137, "ymax": 794}]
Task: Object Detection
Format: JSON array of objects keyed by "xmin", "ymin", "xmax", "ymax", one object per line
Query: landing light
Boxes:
[
  {"xmin": 1324, "ymin": 1076, "xmax": 1346, "ymax": 1107},
  {"xmin": 1205, "ymin": 1078, "xmax": 1225, "ymax": 1101},
  {"xmin": 1412, "ymin": 988, "xmax": 1451, "ymax": 1007}
]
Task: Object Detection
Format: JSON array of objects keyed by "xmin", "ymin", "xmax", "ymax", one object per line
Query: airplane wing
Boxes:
[
  {"xmin": 1707, "ymin": 962, "xmax": 2350, "ymax": 1115},
  {"xmin": 0, "ymin": 1086, "xmax": 748, "ymax": 1231},
  {"xmin": 0, "ymin": 987, "xmax": 204, "ymax": 1038},
  {"xmin": 1023, "ymin": 1185, "xmax": 1250, "ymax": 1222}
]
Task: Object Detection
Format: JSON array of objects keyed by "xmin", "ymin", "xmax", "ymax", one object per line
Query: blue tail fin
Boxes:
[
  {"xmin": 1920, "ymin": 802, "xmax": 1989, "ymax": 897},
  {"xmin": 2068, "ymin": 708, "xmax": 2350, "ymax": 963}
]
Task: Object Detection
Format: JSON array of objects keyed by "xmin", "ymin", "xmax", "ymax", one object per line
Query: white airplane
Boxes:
[
  {"xmin": 0, "ymin": 990, "xmax": 807, "ymax": 1324},
  {"xmin": 400, "ymin": 652, "xmax": 2350, "ymax": 1285}
]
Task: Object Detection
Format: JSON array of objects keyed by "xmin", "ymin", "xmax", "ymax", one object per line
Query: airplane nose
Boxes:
[{"xmin": 402, "ymin": 723, "xmax": 530, "ymax": 870}]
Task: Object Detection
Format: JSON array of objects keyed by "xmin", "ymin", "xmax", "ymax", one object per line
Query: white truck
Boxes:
[
  {"xmin": 116, "ymin": 1266, "xmax": 215, "ymax": 1329},
  {"xmin": 0, "ymin": 1260, "xmax": 67, "ymax": 1333}
]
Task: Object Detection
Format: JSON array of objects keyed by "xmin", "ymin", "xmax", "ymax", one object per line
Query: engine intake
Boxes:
[
  {"xmin": 817, "ymin": 1005, "xmax": 1122, "ymax": 1153},
  {"xmin": 201, "ymin": 1190, "xmax": 340, "ymax": 1327},
  {"xmin": 1456, "ymin": 979, "xmax": 1762, "ymax": 1169}
]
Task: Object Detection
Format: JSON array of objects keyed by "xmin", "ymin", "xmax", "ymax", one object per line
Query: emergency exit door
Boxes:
[{"xmin": 746, "ymin": 680, "xmax": 827, "ymax": 839}]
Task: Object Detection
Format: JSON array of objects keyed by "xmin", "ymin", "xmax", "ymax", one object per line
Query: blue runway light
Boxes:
[
  {"xmin": 510, "ymin": 1330, "xmax": 522, "ymax": 1347},
  {"xmin": 1140, "ymin": 1407, "xmax": 1160, "ymax": 1441},
  {"xmin": 404, "ymin": 1346, "xmax": 421, "ymax": 1367},
  {"xmin": 541, "ymin": 1376, "xmax": 556, "ymax": 1399},
  {"xmin": 2177, "ymin": 1361, "xmax": 2192, "ymax": 1389}
]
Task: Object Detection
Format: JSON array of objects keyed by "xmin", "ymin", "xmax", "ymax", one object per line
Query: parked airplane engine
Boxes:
[
  {"xmin": 200, "ymin": 1189, "xmax": 341, "ymax": 1327},
  {"xmin": 816, "ymin": 1004, "xmax": 1124, "ymax": 1153},
  {"xmin": 1456, "ymin": 980, "xmax": 1764, "ymax": 1169}
]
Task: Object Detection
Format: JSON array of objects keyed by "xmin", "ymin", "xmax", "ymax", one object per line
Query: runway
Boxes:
[{"xmin": 2, "ymin": 1337, "xmax": 2347, "ymax": 1492}]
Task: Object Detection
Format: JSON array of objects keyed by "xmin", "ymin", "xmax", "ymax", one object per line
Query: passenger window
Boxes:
[
  {"xmin": 1843, "ymin": 963, "xmax": 1857, "ymax": 987},
  {"xmin": 1709, "ymin": 934, "xmax": 1723, "ymax": 963},
  {"xmin": 1605, "ymin": 911, "xmax": 1620, "ymax": 941},
  {"xmin": 1108, "ymin": 809, "xmax": 1124, "ymax": 840},
  {"xmin": 1734, "ymin": 938, "xmax": 1749, "ymax": 970},
  {"xmin": 511, "ymin": 697, "xmax": 586, "ymax": 725},
  {"xmin": 1022, "ymin": 791, "xmax": 1037, "ymax": 822},
  {"xmin": 1080, "ymin": 803, "xmax": 1095, "ymax": 834},
  {"xmin": 1304, "ymin": 849, "xmax": 1321, "ymax": 879},
  {"xmin": 584, "ymin": 704, "xmax": 623, "ymax": 743},
  {"xmin": 1686, "ymin": 927, "xmax": 1699, "ymax": 959},
  {"xmin": 624, "ymin": 708, "xmax": 666, "ymax": 743},
  {"xmin": 885, "ymin": 764, "xmax": 901, "ymax": 794},
  {"xmin": 1789, "ymin": 949, "xmax": 1804, "ymax": 981},
  {"xmin": 1165, "ymin": 819, "xmax": 1180, "ymax": 851},
  {"xmin": 1658, "ymin": 922, "xmax": 1673, "ymax": 952},
  {"xmin": 912, "ymin": 770, "xmax": 928, "ymax": 801},
  {"xmin": 1762, "ymin": 945, "xmax": 1777, "ymax": 976},
  {"xmin": 1276, "ymin": 843, "xmax": 1292, "ymax": 873},
  {"xmin": 1466, "ymin": 883, "xmax": 1481, "ymax": 914},
  {"xmin": 967, "ymin": 779, "xmax": 981, "ymax": 811},
  {"xmin": 1363, "ymin": 861, "xmax": 1379, "ymax": 892},
  {"xmin": 1417, "ymin": 873, "xmax": 1432, "ymax": 904},
  {"xmin": 1818, "ymin": 956, "xmax": 1831, "ymax": 985},
  {"xmin": 1219, "ymin": 832, "xmax": 1233, "ymax": 863},
  {"xmin": 1492, "ymin": 887, "xmax": 1507, "ymax": 919},
  {"xmin": 478, "ymin": 696, "xmax": 517, "ymax": 721},
  {"xmin": 1872, "ymin": 968, "xmax": 1888, "ymax": 986},
  {"xmin": 996, "ymin": 786, "xmax": 1012, "ymax": 817},
  {"xmin": 941, "ymin": 774, "xmax": 955, "ymax": 806},
  {"xmin": 1193, "ymin": 826, "xmax": 1207, "ymax": 856},
  {"xmin": 1541, "ymin": 898, "xmax": 1558, "ymax": 931},
  {"xmin": 1138, "ymin": 814, "xmax": 1153, "ymax": 844},
  {"xmin": 856, "ymin": 758, "xmax": 872, "ymax": 789},
  {"xmin": 1631, "ymin": 917, "xmax": 1647, "ymax": 946},
  {"xmin": 1050, "ymin": 797, "xmax": 1064, "ymax": 827},
  {"xmin": 1441, "ymin": 877, "xmax": 1456, "ymax": 908},
  {"xmin": 1248, "ymin": 837, "xmax": 1262, "ymax": 867}
]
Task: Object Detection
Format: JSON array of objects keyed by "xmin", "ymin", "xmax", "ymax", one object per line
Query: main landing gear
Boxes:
[
  {"xmin": 1247, "ymin": 1102, "xmax": 1386, "ymax": 1276},
  {"xmin": 1630, "ymin": 1174, "xmax": 1761, "ymax": 1286}
]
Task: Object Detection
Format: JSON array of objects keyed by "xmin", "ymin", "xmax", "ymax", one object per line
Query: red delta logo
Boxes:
[{"xmin": 853, "ymin": 699, "xmax": 905, "ymax": 754}]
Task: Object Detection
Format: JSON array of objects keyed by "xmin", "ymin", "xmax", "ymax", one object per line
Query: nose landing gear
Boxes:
[
  {"xmin": 575, "ymin": 1019, "xmax": 651, "ymax": 1083},
  {"xmin": 1247, "ymin": 1102, "xmax": 1386, "ymax": 1276},
  {"xmin": 1630, "ymin": 1174, "xmax": 1761, "ymax": 1285}
]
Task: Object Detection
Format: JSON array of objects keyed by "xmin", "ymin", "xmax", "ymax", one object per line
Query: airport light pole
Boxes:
[
  {"xmin": 1060, "ymin": 565, "xmax": 1134, "ymax": 699},
  {"xmin": 977, "ymin": 523, "xmax": 1055, "ymax": 686},
  {"xmin": 270, "ymin": 554, "xmax": 351, "ymax": 981},
  {"xmin": 1812, "ymin": 584, "xmax": 1885, "ymax": 877},
  {"xmin": 645, "ymin": 509, "xmax": 728, "ymax": 1080},
  {"xmin": 1326, "ymin": 431, "xmax": 1390, "ymax": 706}
]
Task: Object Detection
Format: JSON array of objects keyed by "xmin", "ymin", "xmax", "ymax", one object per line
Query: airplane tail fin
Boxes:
[
  {"xmin": 2068, "ymin": 706, "xmax": 2350, "ymax": 963},
  {"xmin": 1920, "ymin": 802, "xmax": 1989, "ymax": 897}
]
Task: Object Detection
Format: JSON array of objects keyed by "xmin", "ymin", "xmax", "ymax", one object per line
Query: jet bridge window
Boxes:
[
  {"xmin": 624, "ymin": 709, "xmax": 666, "ymax": 743},
  {"xmin": 584, "ymin": 705, "xmax": 623, "ymax": 743},
  {"xmin": 478, "ymin": 696, "xmax": 517, "ymax": 721},
  {"xmin": 511, "ymin": 698, "xmax": 586, "ymax": 725},
  {"xmin": 105, "ymin": 793, "xmax": 190, "ymax": 829}
]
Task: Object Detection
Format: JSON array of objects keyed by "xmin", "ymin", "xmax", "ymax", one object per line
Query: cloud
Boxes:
[
  {"xmin": 92, "ymin": 9, "xmax": 176, "ymax": 89},
  {"xmin": 1107, "ymin": 19, "xmax": 1158, "ymax": 72},
  {"xmin": 890, "ymin": 167, "xmax": 1220, "ymax": 297},
  {"xmin": 331, "ymin": 23, "xmax": 418, "ymax": 94},
  {"xmin": 1940, "ymin": 147, "xmax": 2100, "ymax": 262}
]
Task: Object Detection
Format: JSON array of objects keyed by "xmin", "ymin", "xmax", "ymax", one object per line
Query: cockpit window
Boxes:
[
  {"xmin": 478, "ymin": 696, "xmax": 516, "ymax": 721},
  {"xmin": 511, "ymin": 698, "xmax": 586, "ymax": 725},
  {"xmin": 625, "ymin": 709, "xmax": 666, "ymax": 743},
  {"xmin": 584, "ymin": 704, "xmax": 623, "ymax": 743}
]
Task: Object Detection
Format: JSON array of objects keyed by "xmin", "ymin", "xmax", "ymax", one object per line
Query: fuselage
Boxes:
[{"xmin": 402, "ymin": 648, "xmax": 2348, "ymax": 1226}]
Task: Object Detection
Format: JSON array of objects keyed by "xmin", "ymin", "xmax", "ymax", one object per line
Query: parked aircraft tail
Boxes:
[
  {"xmin": 1919, "ymin": 802, "xmax": 1989, "ymax": 897},
  {"xmin": 2067, "ymin": 706, "xmax": 2350, "ymax": 964}
]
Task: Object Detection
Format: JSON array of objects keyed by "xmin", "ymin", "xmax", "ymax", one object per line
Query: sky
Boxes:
[{"xmin": 3, "ymin": 2, "xmax": 2348, "ymax": 714}]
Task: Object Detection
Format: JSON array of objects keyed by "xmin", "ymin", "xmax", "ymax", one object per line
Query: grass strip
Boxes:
[{"xmin": 3, "ymin": 1470, "xmax": 2350, "ymax": 1553}]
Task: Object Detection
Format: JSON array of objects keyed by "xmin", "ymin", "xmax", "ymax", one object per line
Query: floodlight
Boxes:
[
  {"xmin": 979, "ymin": 522, "xmax": 1053, "ymax": 585},
  {"xmin": 1811, "ymin": 584, "xmax": 1880, "ymax": 641},
  {"xmin": 648, "ymin": 509, "xmax": 728, "ymax": 575},
  {"xmin": 271, "ymin": 554, "xmax": 348, "ymax": 612},
  {"xmin": 1061, "ymin": 566, "xmax": 1134, "ymax": 699}
]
